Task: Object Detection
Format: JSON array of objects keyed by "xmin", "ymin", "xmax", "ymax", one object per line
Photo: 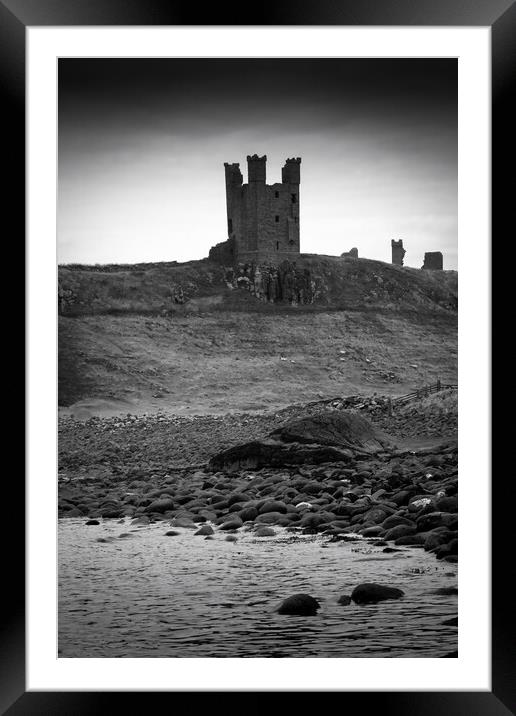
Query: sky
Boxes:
[{"xmin": 58, "ymin": 58, "xmax": 457, "ymax": 269}]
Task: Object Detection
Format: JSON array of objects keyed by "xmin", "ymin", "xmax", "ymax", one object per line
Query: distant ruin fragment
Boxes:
[
  {"xmin": 391, "ymin": 240, "xmax": 406, "ymax": 266},
  {"xmin": 422, "ymin": 252, "xmax": 443, "ymax": 270},
  {"xmin": 341, "ymin": 247, "xmax": 358, "ymax": 258}
]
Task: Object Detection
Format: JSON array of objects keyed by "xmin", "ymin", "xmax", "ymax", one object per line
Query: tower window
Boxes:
[
  {"xmin": 228, "ymin": 218, "xmax": 233, "ymax": 232},
  {"xmin": 276, "ymin": 241, "xmax": 279, "ymax": 250},
  {"xmin": 275, "ymin": 215, "xmax": 279, "ymax": 223},
  {"xmin": 291, "ymin": 194, "xmax": 297, "ymax": 203},
  {"xmin": 275, "ymin": 191, "xmax": 279, "ymax": 198}
]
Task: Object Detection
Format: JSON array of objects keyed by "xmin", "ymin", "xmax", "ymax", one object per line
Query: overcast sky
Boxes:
[{"xmin": 58, "ymin": 58, "xmax": 457, "ymax": 269}]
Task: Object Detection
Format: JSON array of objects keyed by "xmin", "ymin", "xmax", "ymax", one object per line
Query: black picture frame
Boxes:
[{"xmin": 8, "ymin": 0, "xmax": 510, "ymax": 712}]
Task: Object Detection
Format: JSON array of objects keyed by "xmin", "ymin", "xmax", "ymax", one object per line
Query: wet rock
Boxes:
[
  {"xmin": 144, "ymin": 498, "xmax": 175, "ymax": 514},
  {"xmin": 85, "ymin": 519, "xmax": 100, "ymax": 526},
  {"xmin": 417, "ymin": 512, "xmax": 457, "ymax": 537},
  {"xmin": 383, "ymin": 524, "xmax": 416, "ymax": 541},
  {"xmin": 219, "ymin": 516, "xmax": 243, "ymax": 531},
  {"xmin": 225, "ymin": 535, "xmax": 238, "ymax": 542},
  {"xmin": 382, "ymin": 514, "xmax": 415, "ymax": 530},
  {"xmin": 227, "ymin": 492, "xmax": 249, "ymax": 506},
  {"xmin": 394, "ymin": 535, "xmax": 425, "ymax": 546},
  {"xmin": 442, "ymin": 617, "xmax": 458, "ymax": 626},
  {"xmin": 99, "ymin": 505, "xmax": 123, "ymax": 519},
  {"xmin": 194, "ymin": 525, "xmax": 214, "ymax": 536},
  {"xmin": 360, "ymin": 526, "xmax": 385, "ymax": 537},
  {"xmin": 390, "ymin": 489, "xmax": 416, "ymax": 507},
  {"xmin": 277, "ymin": 594, "xmax": 320, "ymax": 616},
  {"xmin": 259, "ymin": 500, "xmax": 288, "ymax": 515},
  {"xmin": 254, "ymin": 526, "xmax": 276, "ymax": 537},
  {"xmin": 337, "ymin": 594, "xmax": 352, "ymax": 605},
  {"xmin": 255, "ymin": 512, "xmax": 286, "ymax": 525},
  {"xmin": 351, "ymin": 583, "xmax": 404, "ymax": 604},
  {"xmin": 424, "ymin": 530, "xmax": 453, "ymax": 551},
  {"xmin": 435, "ymin": 495, "xmax": 458, "ymax": 512},
  {"xmin": 362, "ymin": 507, "xmax": 392, "ymax": 525},
  {"xmin": 164, "ymin": 530, "xmax": 180, "ymax": 536},
  {"xmin": 170, "ymin": 517, "xmax": 197, "ymax": 529},
  {"xmin": 428, "ymin": 587, "xmax": 458, "ymax": 596}
]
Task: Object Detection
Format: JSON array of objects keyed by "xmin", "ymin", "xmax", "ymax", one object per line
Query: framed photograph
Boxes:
[{"xmin": 7, "ymin": 0, "xmax": 510, "ymax": 712}]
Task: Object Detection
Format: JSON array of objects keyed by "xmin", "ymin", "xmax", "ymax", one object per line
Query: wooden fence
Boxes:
[{"xmin": 390, "ymin": 380, "xmax": 457, "ymax": 408}]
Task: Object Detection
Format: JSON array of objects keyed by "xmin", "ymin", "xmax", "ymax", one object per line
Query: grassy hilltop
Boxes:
[{"xmin": 58, "ymin": 255, "xmax": 457, "ymax": 417}]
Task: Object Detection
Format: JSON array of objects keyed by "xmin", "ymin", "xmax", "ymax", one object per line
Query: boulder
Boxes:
[
  {"xmin": 144, "ymin": 498, "xmax": 175, "ymax": 514},
  {"xmin": 170, "ymin": 517, "xmax": 197, "ymax": 529},
  {"xmin": 259, "ymin": 500, "xmax": 288, "ymax": 515},
  {"xmin": 219, "ymin": 516, "xmax": 243, "ymax": 531},
  {"xmin": 382, "ymin": 514, "xmax": 415, "ymax": 530},
  {"xmin": 238, "ymin": 507, "xmax": 259, "ymax": 522},
  {"xmin": 351, "ymin": 583, "xmax": 404, "ymax": 604},
  {"xmin": 383, "ymin": 524, "xmax": 417, "ymax": 541},
  {"xmin": 194, "ymin": 525, "xmax": 214, "ymax": 536},
  {"xmin": 277, "ymin": 594, "xmax": 320, "ymax": 616},
  {"xmin": 255, "ymin": 512, "xmax": 286, "ymax": 525},
  {"xmin": 254, "ymin": 526, "xmax": 276, "ymax": 537}
]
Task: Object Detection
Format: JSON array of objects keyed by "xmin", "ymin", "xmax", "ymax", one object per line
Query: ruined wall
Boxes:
[
  {"xmin": 422, "ymin": 252, "xmax": 443, "ymax": 270},
  {"xmin": 391, "ymin": 239, "xmax": 406, "ymax": 266},
  {"xmin": 208, "ymin": 236, "xmax": 235, "ymax": 264},
  {"xmin": 341, "ymin": 248, "xmax": 359, "ymax": 258}
]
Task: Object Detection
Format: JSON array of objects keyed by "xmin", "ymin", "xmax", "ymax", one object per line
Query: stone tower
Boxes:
[
  {"xmin": 422, "ymin": 251, "xmax": 443, "ymax": 270},
  {"xmin": 391, "ymin": 239, "xmax": 406, "ymax": 266},
  {"xmin": 221, "ymin": 154, "xmax": 301, "ymax": 264}
]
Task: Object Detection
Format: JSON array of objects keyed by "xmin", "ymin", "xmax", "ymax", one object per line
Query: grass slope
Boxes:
[
  {"xmin": 59, "ymin": 309, "xmax": 457, "ymax": 416},
  {"xmin": 58, "ymin": 255, "xmax": 457, "ymax": 416}
]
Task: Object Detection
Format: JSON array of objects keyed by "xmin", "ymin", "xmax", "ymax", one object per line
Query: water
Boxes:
[{"xmin": 58, "ymin": 518, "xmax": 458, "ymax": 658}]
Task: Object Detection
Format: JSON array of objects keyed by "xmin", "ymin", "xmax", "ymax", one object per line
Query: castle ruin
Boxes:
[
  {"xmin": 391, "ymin": 239, "xmax": 406, "ymax": 266},
  {"xmin": 422, "ymin": 251, "xmax": 443, "ymax": 270},
  {"xmin": 210, "ymin": 155, "xmax": 301, "ymax": 265}
]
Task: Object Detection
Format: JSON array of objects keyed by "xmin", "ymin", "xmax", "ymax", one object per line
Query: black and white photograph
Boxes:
[{"xmin": 57, "ymin": 57, "xmax": 459, "ymax": 659}]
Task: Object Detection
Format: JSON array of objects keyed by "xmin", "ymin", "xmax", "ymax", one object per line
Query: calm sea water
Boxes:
[{"xmin": 58, "ymin": 518, "xmax": 457, "ymax": 658}]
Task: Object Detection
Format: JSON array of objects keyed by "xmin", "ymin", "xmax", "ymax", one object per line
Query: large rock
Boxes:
[
  {"xmin": 259, "ymin": 500, "xmax": 288, "ymax": 515},
  {"xmin": 194, "ymin": 524, "xmax": 214, "ymax": 536},
  {"xmin": 351, "ymin": 583, "xmax": 404, "ymax": 604},
  {"xmin": 144, "ymin": 498, "xmax": 175, "ymax": 514},
  {"xmin": 270, "ymin": 411, "xmax": 391, "ymax": 452},
  {"xmin": 254, "ymin": 526, "xmax": 276, "ymax": 537},
  {"xmin": 219, "ymin": 516, "xmax": 244, "ymax": 531},
  {"xmin": 277, "ymin": 594, "xmax": 320, "ymax": 616},
  {"xmin": 209, "ymin": 438, "xmax": 355, "ymax": 471},
  {"xmin": 209, "ymin": 411, "xmax": 393, "ymax": 471},
  {"xmin": 384, "ymin": 524, "xmax": 416, "ymax": 541}
]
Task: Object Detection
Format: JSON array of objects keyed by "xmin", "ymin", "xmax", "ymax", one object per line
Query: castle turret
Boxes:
[
  {"xmin": 391, "ymin": 239, "xmax": 406, "ymax": 266},
  {"xmin": 282, "ymin": 157, "xmax": 301, "ymax": 185},
  {"xmin": 247, "ymin": 154, "xmax": 267, "ymax": 183},
  {"xmin": 224, "ymin": 162, "xmax": 243, "ymax": 239},
  {"xmin": 216, "ymin": 154, "xmax": 302, "ymax": 265}
]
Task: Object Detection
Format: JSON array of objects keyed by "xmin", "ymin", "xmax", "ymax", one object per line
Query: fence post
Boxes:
[
  {"xmin": 437, "ymin": 378, "xmax": 441, "ymax": 392},
  {"xmin": 388, "ymin": 397, "xmax": 392, "ymax": 416}
]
